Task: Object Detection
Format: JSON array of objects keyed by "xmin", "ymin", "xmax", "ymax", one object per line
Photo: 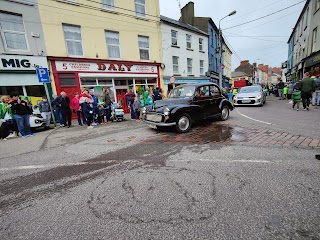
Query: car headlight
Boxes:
[
  {"xmin": 163, "ymin": 107, "xmax": 170, "ymax": 116},
  {"xmin": 256, "ymin": 95, "xmax": 262, "ymax": 98},
  {"xmin": 142, "ymin": 107, "xmax": 146, "ymax": 114}
]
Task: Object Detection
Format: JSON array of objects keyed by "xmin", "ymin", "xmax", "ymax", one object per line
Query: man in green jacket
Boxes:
[{"xmin": 300, "ymin": 72, "xmax": 316, "ymax": 110}]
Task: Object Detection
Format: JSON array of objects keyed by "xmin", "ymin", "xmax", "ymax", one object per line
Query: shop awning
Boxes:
[{"xmin": 0, "ymin": 73, "xmax": 43, "ymax": 86}]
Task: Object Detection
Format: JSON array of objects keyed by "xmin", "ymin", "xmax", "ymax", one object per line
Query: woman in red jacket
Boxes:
[{"xmin": 71, "ymin": 93, "xmax": 84, "ymax": 126}]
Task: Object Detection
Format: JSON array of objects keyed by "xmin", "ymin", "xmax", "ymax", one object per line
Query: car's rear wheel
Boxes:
[
  {"xmin": 176, "ymin": 113, "xmax": 192, "ymax": 133},
  {"xmin": 220, "ymin": 105, "xmax": 229, "ymax": 121}
]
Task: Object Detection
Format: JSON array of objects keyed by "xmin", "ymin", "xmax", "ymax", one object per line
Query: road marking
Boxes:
[
  {"xmin": 0, "ymin": 160, "xmax": 117, "ymax": 172},
  {"xmin": 170, "ymin": 159, "xmax": 272, "ymax": 163},
  {"xmin": 236, "ymin": 108, "xmax": 274, "ymax": 125}
]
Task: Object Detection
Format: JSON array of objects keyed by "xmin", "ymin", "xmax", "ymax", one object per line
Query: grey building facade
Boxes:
[{"xmin": 0, "ymin": 0, "xmax": 49, "ymax": 99}]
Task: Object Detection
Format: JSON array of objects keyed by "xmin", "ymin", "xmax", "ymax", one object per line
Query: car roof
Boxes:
[{"xmin": 178, "ymin": 82, "xmax": 219, "ymax": 88}]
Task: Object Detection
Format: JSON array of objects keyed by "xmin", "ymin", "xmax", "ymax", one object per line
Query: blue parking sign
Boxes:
[{"xmin": 36, "ymin": 68, "xmax": 50, "ymax": 83}]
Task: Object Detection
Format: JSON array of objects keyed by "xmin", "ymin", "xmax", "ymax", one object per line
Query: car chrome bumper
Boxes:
[{"xmin": 143, "ymin": 120, "xmax": 176, "ymax": 127}]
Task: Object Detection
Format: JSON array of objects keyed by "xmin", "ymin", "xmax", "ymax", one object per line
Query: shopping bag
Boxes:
[{"xmin": 288, "ymin": 100, "xmax": 293, "ymax": 108}]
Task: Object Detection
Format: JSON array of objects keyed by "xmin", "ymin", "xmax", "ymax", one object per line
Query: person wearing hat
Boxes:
[{"xmin": 300, "ymin": 72, "xmax": 316, "ymax": 110}]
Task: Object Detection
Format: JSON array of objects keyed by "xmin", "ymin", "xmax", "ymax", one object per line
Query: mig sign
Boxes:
[{"xmin": 0, "ymin": 55, "xmax": 48, "ymax": 71}]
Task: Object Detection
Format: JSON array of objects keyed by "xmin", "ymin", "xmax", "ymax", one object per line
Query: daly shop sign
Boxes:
[
  {"xmin": 0, "ymin": 55, "xmax": 48, "ymax": 71},
  {"xmin": 55, "ymin": 61, "xmax": 158, "ymax": 74}
]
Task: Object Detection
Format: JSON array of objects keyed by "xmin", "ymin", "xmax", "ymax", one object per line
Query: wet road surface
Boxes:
[{"xmin": 0, "ymin": 104, "xmax": 320, "ymax": 239}]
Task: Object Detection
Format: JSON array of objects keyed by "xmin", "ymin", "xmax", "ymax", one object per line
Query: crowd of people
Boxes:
[
  {"xmin": 0, "ymin": 92, "xmax": 34, "ymax": 140},
  {"xmin": 270, "ymin": 73, "xmax": 319, "ymax": 111},
  {"xmin": 2, "ymin": 74, "xmax": 317, "ymax": 141},
  {"xmin": 0, "ymin": 86, "xmax": 167, "ymax": 140},
  {"xmin": 52, "ymin": 88, "xmax": 113, "ymax": 129}
]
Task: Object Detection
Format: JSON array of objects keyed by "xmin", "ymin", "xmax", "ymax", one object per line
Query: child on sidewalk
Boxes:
[
  {"xmin": 83, "ymin": 98, "xmax": 94, "ymax": 129},
  {"xmin": 133, "ymin": 97, "xmax": 141, "ymax": 121},
  {"xmin": 291, "ymin": 88, "xmax": 302, "ymax": 111}
]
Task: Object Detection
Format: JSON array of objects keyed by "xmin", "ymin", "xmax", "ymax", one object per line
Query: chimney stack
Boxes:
[{"xmin": 180, "ymin": 1, "xmax": 194, "ymax": 25}]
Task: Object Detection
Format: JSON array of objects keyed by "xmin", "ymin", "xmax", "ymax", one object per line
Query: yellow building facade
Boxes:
[{"xmin": 38, "ymin": 0, "xmax": 163, "ymax": 104}]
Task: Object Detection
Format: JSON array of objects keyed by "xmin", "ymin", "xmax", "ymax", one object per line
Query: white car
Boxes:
[
  {"xmin": 0, "ymin": 114, "xmax": 45, "ymax": 129},
  {"xmin": 234, "ymin": 86, "xmax": 266, "ymax": 107},
  {"xmin": 30, "ymin": 114, "xmax": 45, "ymax": 128}
]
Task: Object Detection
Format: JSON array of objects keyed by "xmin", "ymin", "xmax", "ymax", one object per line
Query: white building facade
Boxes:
[
  {"xmin": 222, "ymin": 42, "xmax": 232, "ymax": 82},
  {"xmin": 160, "ymin": 16, "xmax": 209, "ymax": 94}
]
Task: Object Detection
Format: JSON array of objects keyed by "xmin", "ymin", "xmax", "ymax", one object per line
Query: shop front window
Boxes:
[
  {"xmin": 26, "ymin": 85, "xmax": 45, "ymax": 97},
  {"xmin": 147, "ymin": 79, "xmax": 157, "ymax": 84},
  {"xmin": 59, "ymin": 74, "xmax": 76, "ymax": 86},
  {"xmin": 0, "ymin": 86, "xmax": 23, "ymax": 96},
  {"xmin": 115, "ymin": 80, "xmax": 127, "ymax": 86},
  {"xmin": 81, "ymin": 78, "xmax": 97, "ymax": 86},
  {"xmin": 98, "ymin": 79, "xmax": 112, "ymax": 85}
]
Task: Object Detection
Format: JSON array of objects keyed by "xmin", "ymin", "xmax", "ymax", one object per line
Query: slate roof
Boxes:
[
  {"xmin": 160, "ymin": 15, "xmax": 209, "ymax": 36},
  {"xmin": 231, "ymin": 71, "xmax": 250, "ymax": 78}
]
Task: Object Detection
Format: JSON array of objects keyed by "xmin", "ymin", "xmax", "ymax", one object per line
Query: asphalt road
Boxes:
[{"xmin": 0, "ymin": 97, "xmax": 319, "ymax": 240}]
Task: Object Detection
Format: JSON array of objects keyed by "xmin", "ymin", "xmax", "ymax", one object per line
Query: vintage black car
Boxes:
[{"xmin": 143, "ymin": 83, "xmax": 234, "ymax": 133}]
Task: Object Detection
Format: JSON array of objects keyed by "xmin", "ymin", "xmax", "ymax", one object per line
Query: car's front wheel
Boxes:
[
  {"xmin": 176, "ymin": 113, "xmax": 192, "ymax": 133},
  {"xmin": 220, "ymin": 105, "xmax": 229, "ymax": 121}
]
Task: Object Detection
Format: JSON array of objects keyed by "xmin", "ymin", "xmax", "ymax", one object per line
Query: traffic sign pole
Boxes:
[
  {"xmin": 37, "ymin": 68, "xmax": 56, "ymax": 127},
  {"xmin": 43, "ymin": 82, "xmax": 56, "ymax": 127}
]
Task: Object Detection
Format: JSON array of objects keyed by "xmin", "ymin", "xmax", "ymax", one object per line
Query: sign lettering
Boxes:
[
  {"xmin": 56, "ymin": 61, "xmax": 158, "ymax": 74},
  {"xmin": 0, "ymin": 55, "xmax": 48, "ymax": 71}
]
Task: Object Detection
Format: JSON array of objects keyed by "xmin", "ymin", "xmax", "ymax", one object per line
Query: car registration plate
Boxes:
[
  {"xmin": 242, "ymin": 100, "xmax": 251, "ymax": 103},
  {"xmin": 149, "ymin": 124, "xmax": 157, "ymax": 129}
]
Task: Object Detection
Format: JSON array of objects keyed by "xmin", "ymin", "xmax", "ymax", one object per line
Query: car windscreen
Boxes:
[
  {"xmin": 168, "ymin": 86, "xmax": 196, "ymax": 98},
  {"xmin": 239, "ymin": 87, "xmax": 261, "ymax": 93}
]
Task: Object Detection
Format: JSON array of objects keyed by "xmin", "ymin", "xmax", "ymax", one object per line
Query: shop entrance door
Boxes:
[
  {"xmin": 60, "ymin": 86, "xmax": 79, "ymax": 119},
  {"xmin": 116, "ymin": 89, "xmax": 129, "ymax": 113}
]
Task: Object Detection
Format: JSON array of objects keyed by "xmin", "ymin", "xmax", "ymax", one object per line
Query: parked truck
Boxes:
[{"xmin": 234, "ymin": 79, "xmax": 252, "ymax": 88}]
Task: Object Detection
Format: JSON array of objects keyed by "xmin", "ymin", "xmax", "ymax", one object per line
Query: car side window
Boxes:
[
  {"xmin": 195, "ymin": 86, "xmax": 209, "ymax": 98},
  {"xmin": 210, "ymin": 86, "xmax": 220, "ymax": 97}
]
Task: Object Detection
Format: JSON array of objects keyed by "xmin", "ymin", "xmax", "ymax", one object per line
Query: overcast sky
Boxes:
[{"xmin": 160, "ymin": 0, "xmax": 305, "ymax": 70}]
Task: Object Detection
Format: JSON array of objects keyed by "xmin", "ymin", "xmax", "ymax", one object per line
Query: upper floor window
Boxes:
[
  {"xmin": 187, "ymin": 58, "xmax": 193, "ymax": 75},
  {"xmin": 0, "ymin": 12, "xmax": 28, "ymax": 51},
  {"xmin": 300, "ymin": 17, "xmax": 304, "ymax": 35},
  {"xmin": 199, "ymin": 38, "xmax": 203, "ymax": 51},
  {"xmin": 210, "ymin": 29, "xmax": 214, "ymax": 45},
  {"xmin": 186, "ymin": 34, "xmax": 192, "ymax": 49},
  {"xmin": 171, "ymin": 30, "xmax": 178, "ymax": 46},
  {"xmin": 63, "ymin": 24, "xmax": 83, "ymax": 56},
  {"xmin": 315, "ymin": 0, "xmax": 320, "ymax": 12},
  {"xmin": 138, "ymin": 35, "xmax": 149, "ymax": 60},
  {"xmin": 135, "ymin": 0, "xmax": 146, "ymax": 18},
  {"xmin": 102, "ymin": 0, "xmax": 115, "ymax": 11},
  {"xmin": 200, "ymin": 60, "xmax": 204, "ymax": 75},
  {"xmin": 105, "ymin": 31, "xmax": 120, "ymax": 59},
  {"xmin": 172, "ymin": 56, "xmax": 179, "ymax": 74},
  {"xmin": 304, "ymin": 7, "xmax": 309, "ymax": 30},
  {"xmin": 312, "ymin": 28, "xmax": 317, "ymax": 53}
]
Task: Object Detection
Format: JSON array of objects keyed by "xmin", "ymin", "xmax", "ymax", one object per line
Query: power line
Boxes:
[
  {"xmin": 224, "ymin": 35, "xmax": 286, "ymax": 43},
  {"xmin": 237, "ymin": 45, "xmax": 285, "ymax": 53},
  {"xmin": 223, "ymin": 0, "xmax": 306, "ymax": 30},
  {"xmin": 222, "ymin": 34, "xmax": 242, "ymax": 61},
  {"xmin": 224, "ymin": 34, "xmax": 288, "ymax": 38},
  {"xmin": 234, "ymin": 10, "xmax": 301, "ymax": 35},
  {"xmin": 223, "ymin": 0, "xmax": 286, "ymax": 23}
]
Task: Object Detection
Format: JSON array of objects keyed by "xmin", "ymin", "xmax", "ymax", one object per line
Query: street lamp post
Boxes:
[{"xmin": 218, "ymin": 10, "xmax": 236, "ymax": 89}]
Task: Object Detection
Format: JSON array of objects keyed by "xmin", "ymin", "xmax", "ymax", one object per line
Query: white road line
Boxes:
[
  {"xmin": 0, "ymin": 160, "xmax": 117, "ymax": 172},
  {"xmin": 236, "ymin": 108, "xmax": 274, "ymax": 125},
  {"xmin": 169, "ymin": 159, "xmax": 272, "ymax": 163}
]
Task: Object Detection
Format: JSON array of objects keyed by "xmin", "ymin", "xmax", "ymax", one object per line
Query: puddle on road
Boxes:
[{"xmin": 195, "ymin": 125, "xmax": 247, "ymax": 143}]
